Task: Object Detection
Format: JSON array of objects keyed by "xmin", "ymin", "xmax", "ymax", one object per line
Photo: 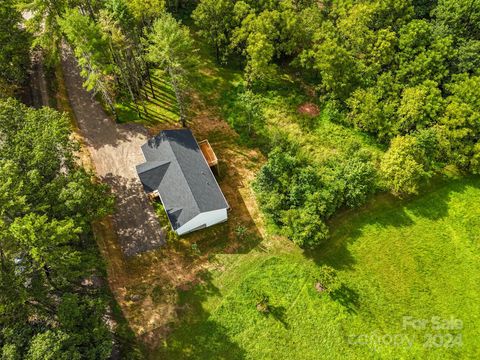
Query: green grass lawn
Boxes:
[{"xmin": 153, "ymin": 176, "xmax": 480, "ymax": 359}]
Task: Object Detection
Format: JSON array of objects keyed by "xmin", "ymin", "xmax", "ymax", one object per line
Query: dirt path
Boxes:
[{"xmin": 61, "ymin": 47, "xmax": 164, "ymax": 257}]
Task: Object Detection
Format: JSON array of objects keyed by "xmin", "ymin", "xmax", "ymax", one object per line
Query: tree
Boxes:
[
  {"xmin": 372, "ymin": 0, "xmax": 414, "ymax": 30},
  {"xmin": 166, "ymin": 0, "xmax": 191, "ymax": 13},
  {"xmin": 301, "ymin": 33, "xmax": 359, "ymax": 101},
  {"xmin": 413, "ymin": 0, "xmax": 438, "ymax": 18},
  {"xmin": 56, "ymin": 294, "xmax": 112, "ymax": 359},
  {"xmin": 103, "ymin": 0, "xmax": 160, "ymax": 104},
  {"xmin": 254, "ymin": 142, "xmax": 377, "ymax": 248},
  {"xmin": 434, "ymin": 0, "xmax": 480, "ymax": 40},
  {"xmin": 192, "ymin": 0, "xmax": 234, "ymax": 63},
  {"xmin": 396, "ymin": 80, "xmax": 444, "ymax": 134},
  {"xmin": 26, "ymin": 331, "xmax": 79, "ymax": 360},
  {"xmin": 18, "ymin": 0, "xmax": 67, "ymax": 65},
  {"xmin": 315, "ymin": 265, "xmax": 341, "ymax": 294},
  {"xmin": 0, "ymin": 99, "xmax": 113, "ymax": 359},
  {"xmin": 283, "ymin": 208, "xmax": 329, "ymax": 248},
  {"xmin": 0, "ymin": 0, "xmax": 31, "ymax": 97},
  {"xmin": 347, "ymin": 87, "xmax": 388, "ymax": 137},
  {"xmin": 454, "ymin": 39, "xmax": 480, "ymax": 74},
  {"xmin": 98, "ymin": 7, "xmax": 146, "ymax": 114},
  {"xmin": 126, "ymin": 0, "xmax": 166, "ymax": 28},
  {"xmin": 244, "ymin": 32, "xmax": 276, "ymax": 85},
  {"xmin": 380, "ymin": 134, "xmax": 431, "ymax": 196},
  {"xmin": 145, "ymin": 12, "xmax": 198, "ymax": 127},
  {"xmin": 59, "ymin": 9, "xmax": 118, "ymax": 119},
  {"xmin": 234, "ymin": 89, "xmax": 264, "ymax": 134},
  {"xmin": 104, "ymin": 0, "xmax": 136, "ymax": 32},
  {"xmin": 0, "ymin": 98, "xmax": 74, "ymax": 183},
  {"xmin": 254, "ymin": 145, "xmax": 301, "ymax": 224},
  {"xmin": 230, "ymin": 4, "xmax": 304, "ymax": 84},
  {"xmin": 334, "ymin": 150, "xmax": 377, "ymax": 208},
  {"xmin": 337, "ymin": 3, "xmax": 398, "ymax": 80},
  {"xmin": 396, "ymin": 19, "xmax": 453, "ymax": 86},
  {"xmin": 440, "ymin": 75, "xmax": 480, "ymax": 173}
]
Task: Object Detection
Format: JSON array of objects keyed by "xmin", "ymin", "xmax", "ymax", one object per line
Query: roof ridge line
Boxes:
[
  {"xmin": 165, "ymin": 132, "xmax": 202, "ymax": 214},
  {"xmin": 136, "ymin": 159, "xmax": 171, "ymax": 174}
]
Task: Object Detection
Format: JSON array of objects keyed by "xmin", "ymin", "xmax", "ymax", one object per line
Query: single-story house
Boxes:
[{"xmin": 136, "ymin": 129, "xmax": 229, "ymax": 236}]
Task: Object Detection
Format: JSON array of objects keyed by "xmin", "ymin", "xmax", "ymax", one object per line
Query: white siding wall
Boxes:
[{"xmin": 176, "ymin": 208, "xmax": 228, "ymax": 236}]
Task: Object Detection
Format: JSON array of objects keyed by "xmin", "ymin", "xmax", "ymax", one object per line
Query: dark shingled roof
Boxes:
[{"xmin": 136, "ymin": 129, "xmax": 228, "ymax": 230}]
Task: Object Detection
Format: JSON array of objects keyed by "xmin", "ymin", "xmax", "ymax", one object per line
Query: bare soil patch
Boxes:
[
  {"xmin": 298, "ymin": 102, "xmax": 320, "ymax": 117},
  {"xmin": 61, "ymin": 47, "xmax": 164, "ymax": 257}
]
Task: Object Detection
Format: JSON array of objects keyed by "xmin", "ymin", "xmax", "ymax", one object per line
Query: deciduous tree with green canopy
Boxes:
[
  {"xmin": 0, "ymin": 99, "xmax": 114, "ymax": 359},
  {"xmin": 440, "ymin": 75, "xmax": 480, "ymax": 173},
  {"xmin": 125, "ymin": 0, "xmax": 166, "ymax": 29},
  {"xmin": 434, "ymin": 0, "xmax": 480, "ymax": 39},
  {"xmin": 396, "ymin": 80, "xmax": 444, "ymax": 134},
  {"xmin": 255, "ymin": 143, "xmax": 376, "ymax": 247},
  {"xmin": 0, "ymin": 0, "xmax": 31, "ymax": 97},
  {"xmin": 192, "ymin": 0, "xmax": 235, "ymax": 63},
  {"xmin": 380, "ymin": 134, "xmax": 432, "ymax": 196}
]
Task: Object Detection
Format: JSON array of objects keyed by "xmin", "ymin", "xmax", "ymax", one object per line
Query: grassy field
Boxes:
[{"xmin": 154, "ymin": 175, "xmax": 480, "ymax": 359}]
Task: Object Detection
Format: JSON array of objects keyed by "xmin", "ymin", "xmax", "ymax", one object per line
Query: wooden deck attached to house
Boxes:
[{"xmin": 199, "ymin": 139, "xmax": 218, "ymax": 167}]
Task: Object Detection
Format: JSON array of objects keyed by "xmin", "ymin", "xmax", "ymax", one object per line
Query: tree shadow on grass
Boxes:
[
  {"xmin": 159, "ymin": 319, "xmax": 246, "ymax": 359},
  {"xmin": 330, "ymin": 284, "xmax": 360, "ymax": 315},
  {"xmin": 269, "ymin": 305, "xmax": 289, "ymax": 329},
  {"xmin": 153, "ymin": 270, "xmax": 247, "ymax": 360}
]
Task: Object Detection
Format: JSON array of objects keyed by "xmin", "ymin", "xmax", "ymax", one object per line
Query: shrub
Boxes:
[
  {"xmin": 282, "ymin": 209, "xmax": 329, "ymax": 248},
  {"xmin": 380, "ymin": 134, "xmax": 431, "ymax": 196},
  {"xmin": 254, "ymin": 144, "xmax": 377, "ymax": 248},
  {"xmin": 333, "ymin": 151, "xmax": 377, "ymax": 208},
  {"xmin": 315, "ymin": 265, "xmax": 341, "ymax": 294}
]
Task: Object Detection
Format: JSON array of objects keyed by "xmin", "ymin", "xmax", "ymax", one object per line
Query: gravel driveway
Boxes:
[{"xmin": 61, "ymin": 47, "xmax": 164, "ymax": 256}]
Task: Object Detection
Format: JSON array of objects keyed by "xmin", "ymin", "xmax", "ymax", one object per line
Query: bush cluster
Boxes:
[{"xmin": 254, "ymin": 143, "xmax": 376, "ymax": 248}]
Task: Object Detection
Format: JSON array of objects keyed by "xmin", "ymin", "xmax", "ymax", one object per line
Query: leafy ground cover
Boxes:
[{"xmin": 154, "ymin": 175, "xmax": 480, "ymax": 359}]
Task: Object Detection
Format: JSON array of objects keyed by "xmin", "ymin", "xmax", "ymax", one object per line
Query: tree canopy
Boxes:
[
  {"xmin": 0, "ymin": 0, "xmax": 30, "ymax": 97},
  {"xmin": 0, "ymin": 99, "xmax": 114, "ymax": 359},
  {"xmin": 145, "ymin": 12, "xmax": 198, "ymax": 126}
]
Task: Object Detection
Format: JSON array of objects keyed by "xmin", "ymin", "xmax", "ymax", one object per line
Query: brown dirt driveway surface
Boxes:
[{"xmin": 61, "ymin": 47, "xmax": 164, "ymax": 257}]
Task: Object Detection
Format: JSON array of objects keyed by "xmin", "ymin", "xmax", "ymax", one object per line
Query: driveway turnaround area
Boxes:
[{"xmin": 61, "ymin": 47, "xmax": 165, "ymax": 256}]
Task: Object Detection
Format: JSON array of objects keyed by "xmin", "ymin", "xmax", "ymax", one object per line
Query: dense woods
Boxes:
[
  {"xmin": 17, "ymin": 0, "xmax": 196, "ymax": 121},
  {"xmin": 0, "ymin": 2, "xmax": 133, "ymax": 358},
  {"xmin": 0, "ymin": 0, "xmax": 30, "ymax": 98},
  {"xmin": 0, "ymin": 99, "xmax": 116, "ymax": 359}
]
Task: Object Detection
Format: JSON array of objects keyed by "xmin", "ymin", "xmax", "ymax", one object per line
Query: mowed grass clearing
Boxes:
[{"xmin": 154, "ymin": 176, "xmax": 480, "ymax": 359}]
